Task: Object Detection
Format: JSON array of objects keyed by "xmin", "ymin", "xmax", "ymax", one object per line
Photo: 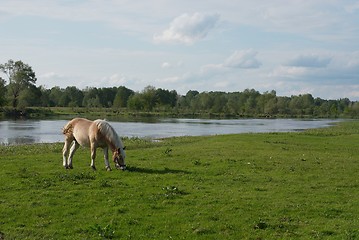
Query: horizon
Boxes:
[{"xmin": 32, "ymin": 83, "xmax": 359, "ymax": 102}]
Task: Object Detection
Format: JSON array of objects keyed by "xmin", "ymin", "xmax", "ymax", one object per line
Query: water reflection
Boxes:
[
  {"xmin": 0, "ymin": 120, "xmax": 66, "ymax": 145},
  {"xmin": 8, "ymin": 120, "xmax": 38, "ymax": 130},
  {"xmin": 0, "ymin": 118, "xmax": 339, "ymax": 145},
  {"xmin": 7, "ymin": 136, "xmax": 38, "ymax": 145}
]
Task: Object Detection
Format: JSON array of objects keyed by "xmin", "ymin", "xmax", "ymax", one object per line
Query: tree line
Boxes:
[{"xmin": 1, "ymin": 59, "xmax": 359, "ymax": 118}]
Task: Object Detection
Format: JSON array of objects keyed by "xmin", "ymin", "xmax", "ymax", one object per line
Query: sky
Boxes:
[{"xmin": 1, "ymin": 0, "xmax": 359, "ymax": 100}]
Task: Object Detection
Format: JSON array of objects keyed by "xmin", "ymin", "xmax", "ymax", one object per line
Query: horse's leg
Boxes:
[
  {"xmin": 68, "ymin": 141, "xmax": 79, "ymax": 169},
  {"xmin": 90, "ymin": 144, "xmax": 97, "ymax": 171},
  {"xmin": 62, "ymin": 138, "xmax": 72, "ymax": 169},
  {"xmin": 103, "ymin": 147, "xmax": 111, "ymax": 171}
]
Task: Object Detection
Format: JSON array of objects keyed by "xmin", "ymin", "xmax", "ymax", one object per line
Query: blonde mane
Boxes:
[{"xmin": 95, "ymin": 119, "xmax": 124, "ymax": 150}]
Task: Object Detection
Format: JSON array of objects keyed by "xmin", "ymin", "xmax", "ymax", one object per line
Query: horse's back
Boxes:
[{"xmin": 64, "ymin": 118, "xmax": 94, "ymax": 147}]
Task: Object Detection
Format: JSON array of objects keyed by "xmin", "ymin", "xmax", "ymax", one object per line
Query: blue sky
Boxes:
[{"xmin": 1, "ymin": 0, "xmax": 359, "ymax": 100}]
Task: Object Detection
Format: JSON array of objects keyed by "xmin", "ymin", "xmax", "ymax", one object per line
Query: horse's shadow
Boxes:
[{"xmin": 126, "ymin": 166, "xmax": 190, "ymax": 175}]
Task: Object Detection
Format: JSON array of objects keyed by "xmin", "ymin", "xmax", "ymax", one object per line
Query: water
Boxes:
[{"xmin": 0, "ymin": 118, "xmax": 339, "ymax": 145}]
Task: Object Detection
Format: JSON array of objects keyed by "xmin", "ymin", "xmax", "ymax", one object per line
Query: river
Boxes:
[{"xmin": 0, "ymin": 118, "xmax": 339, "ymax": 145}]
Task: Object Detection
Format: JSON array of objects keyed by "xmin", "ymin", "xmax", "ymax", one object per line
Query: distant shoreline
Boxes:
[{"xmin": 0, "ymin": 106, "xmax": 354, "ymax": 120}]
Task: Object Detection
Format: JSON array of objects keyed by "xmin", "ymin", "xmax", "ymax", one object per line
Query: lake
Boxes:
[
  {"xmin": 0, "ymin": 118, "xmax": 339, "ymax": 144},
  {"xmin": 0, "ymin": 118, "xmax": 339, "ymax": 145}
]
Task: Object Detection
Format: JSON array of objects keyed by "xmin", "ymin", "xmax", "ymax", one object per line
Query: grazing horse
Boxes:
[{"xmin": 62, "ymin": 118, "xmax": 126, "ymax": 171}]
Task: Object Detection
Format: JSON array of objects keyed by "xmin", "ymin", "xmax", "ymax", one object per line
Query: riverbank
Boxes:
[
  {"xmin": 1, "ymin": 106, "xmax": 355, "ymax": 120},
  {"xmin": 1, "ymin": 121, "xmax": 359, "ymax": 239}
]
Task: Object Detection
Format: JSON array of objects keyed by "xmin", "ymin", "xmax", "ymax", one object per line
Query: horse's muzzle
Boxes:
[{"xmin": 116, "ymin": 163, "xmax": 126, "ymax": 171}]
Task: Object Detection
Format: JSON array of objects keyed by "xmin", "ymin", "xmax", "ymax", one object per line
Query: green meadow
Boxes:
[{"xmin": 0, "ymin": 121, "xmax": 359, "ymax": 239}]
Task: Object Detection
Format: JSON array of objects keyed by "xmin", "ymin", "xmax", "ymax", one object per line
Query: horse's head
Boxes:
[{"xmin": 113, "ymin": 146, "xmax": 126, "ymax": 170}]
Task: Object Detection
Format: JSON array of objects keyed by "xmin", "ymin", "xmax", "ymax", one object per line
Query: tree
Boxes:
[
  {"xmin": 86, "ymin": 95, "xmax": 102, "ymax": 108},
  {"xmin": 113, "ymin": 86, "xmax": 134, "ymax": 108},
  {"xmin": 226, "ymin": 92, "xmax": 241, "ymax": 114},
  {"xmin": 82, "ymin": 87, "xmax": 99, "ymax": 107},
  {"xmin": 179, "ymin": 90, "xmax": 199, "ymax": 109},
  {"xmin": 17, "ymin": 85, "xmax": 42, "ymax": 108},
  {"xmin": 0, "ymin": 77, "xmax": 6, "ymax": 107},
  {"xmin": 301, "ymin": 94, "xmax": 314, "ymax": 115},
  {"xmin": 49, "ymin": 86, "xmax": 64, "ymax": 106},
  {"xmin": 156, "ymin": 88, "xmax": 177, "ymax": 108},
  {"xmin": 276, "ymin": 96, "xmax": 290, "ymax": 115},
  {"xmin": 39, "ymin": 86, "xmax": 52, "ymax": 107},
  {"xmin": 198, "ymin": 92, "xmax": 214, "ymax": 110},
  {"xmin": 127, "ymin": 93, "xmax": 145, "ymax": 110},
  {"xmin": 64, "ymin": 86, "xmax": 83, "ymax": 107},
  {"xmin": 0, "ymin": 59, "xmax": 37, "ymax": 108},
  {"xmin": 142, "ymin": 85, "xmax": 158, "ymax": 111},
  {"xmin": 97, "ymin": 87, "xmax": 117, "ymax": 107},
  {"xmin": 211, "ymin": 92, "xmax": 227, "ymax": 113},
  {"xmin": 257, "ymin": 90, "xmax": 276, "ymax": 114}
]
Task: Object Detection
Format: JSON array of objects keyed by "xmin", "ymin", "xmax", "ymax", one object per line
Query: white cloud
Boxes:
[
  {"xmin": 99, "ymin": 73, "xmax": 127, "ymax": 87},
  {"xmin": 345, "ymin": 2, "xmax": 359, "ymax": 13},
  {"xmin": 161, "ymin": 62, "xmax": 171, "ymax": 68},
  {"xmin": 224, "ymin": 49, "xmax": 262, "ymax": 69},
  {"xmin": 40, "ymin": 72, "xmax": 62, "ymax": 79},
  {"xmin": 269, "ymin": 51, "xmax": 359, "ymax": 86},
  {"xmin": 214, "ymin": 80, "xmax": 230, "ymax": 89},
  {"xmin": 161, "ymin": 61, "xmax": 184, "ymax": 69},
  {"xmin": 199, "ymin": 49, "xmax": 262, "ymax": 75},
  {"xmin": 37, "ymin": 72, "xmax": 70, "ymax": 88},
  {"xmin": 154, "ymin": 12, "xmax": 220, "ymax": 44},
  {"xmin": 286, "ymin": 54, "xmax": 331, "ymax": 68},
  {"xmin": 168, "ymin": 49, "xmax": 265, "ymax": 92},
  {"xmin": 269, "ymin": 66, "xmax": 309, "ymax": 79},
  {"xmin": 156, "ymin": 76, "xmax": 181, "ymax": 84}
]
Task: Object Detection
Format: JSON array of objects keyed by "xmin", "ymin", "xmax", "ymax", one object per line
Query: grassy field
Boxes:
[{"xmin": 0, "ymin": 121, "xmax": 359, "ymax": 239}]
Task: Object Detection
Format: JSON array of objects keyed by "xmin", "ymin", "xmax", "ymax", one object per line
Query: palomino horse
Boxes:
[{"xmin": 62, "ymin": 118, "xmax": 126, "ymax": 171}]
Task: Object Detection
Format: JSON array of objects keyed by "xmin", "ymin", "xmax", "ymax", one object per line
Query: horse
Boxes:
[{"xmin": 62, "ymin": 118, "xmax": 126, "ymax": 171}]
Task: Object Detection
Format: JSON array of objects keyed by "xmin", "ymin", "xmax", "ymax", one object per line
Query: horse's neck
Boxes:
[
  {"xmin": 106, "ymin": 136, "xmax": 121, "ymax": 152},
  {"xmin": 98, "ymin": 121, "xmax": 122, "ymax": 151},
  {"xmin": 109, "ymin": 129, "xmax": 122, "ymax": 149}
]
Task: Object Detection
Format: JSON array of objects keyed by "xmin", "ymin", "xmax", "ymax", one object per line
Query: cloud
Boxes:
[
  {"xmin": 161, "ymin": 62, "xmax": 171, "ymax": 68},
  {"xmin": 99, "ymin": 73, "xmax": 127, "ymax": 87},
  {"xmin": 345, "ymin": 2, "xmax": 359, "ymax": 13},
  {"xmin": 269, "ymin": 66, "xmax": 308, "ymax": 79},
  {"xmin": 286, "ymin": 54, "xmax": 331, "ymax": 68},
  {"xmin": 169, "ymin": 49, "xmax": 264, "ymax": 92},
  {"xmin": 156, "ymin": 76, "xmax": 181, "ymax": 84},
  {"xmin": 269, "ymin": 51, "xmax": 359, "ymax": 85},
  {"xmin": 224, "ymin": 49, "xmax": 262, "ymax": 69},
  {"xmin": 161, "ymin": 61, "xmax": 183, "ymax": 69},
  {"xmin": 200, "ymin": 49, "xmax": 262, "ymax": 75},
  {"xmin": 37, "ymin": 72, "xmax": 70, "ymax": 87},
  {"xmin": 40, "ymin": 72, "xmax": 62, "ymax": 79},
  {"xmin": 154, "ymin": 12, "xmax": 220, "ymax": 44}
]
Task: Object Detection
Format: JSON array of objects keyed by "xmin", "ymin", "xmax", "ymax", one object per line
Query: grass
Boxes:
[{"xmin": 0, "ymin": 121, "xmax": 359, "ymax": 239}]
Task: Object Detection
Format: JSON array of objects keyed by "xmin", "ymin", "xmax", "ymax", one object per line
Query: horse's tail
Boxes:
[{"xmin": 62, "ymin": 121, "xmax": 74, "ymax": 135}]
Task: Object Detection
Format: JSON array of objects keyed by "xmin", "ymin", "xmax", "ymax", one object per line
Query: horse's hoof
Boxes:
[
  {"xmin": 68, "ymin": 165, "xmax": 73, "ymax": 169},
  {"xmin": 106, "ymin": 167, "xmax": 112, "ymax": 171},
  {"xmin": 91, "ymin": 166, "xmax": 97, "ymax": 171}
]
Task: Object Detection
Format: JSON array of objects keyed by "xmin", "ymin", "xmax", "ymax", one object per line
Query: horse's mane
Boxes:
[{"xmin": 94, "ymin": 119, "xmax": 124, "ymax": 151}]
